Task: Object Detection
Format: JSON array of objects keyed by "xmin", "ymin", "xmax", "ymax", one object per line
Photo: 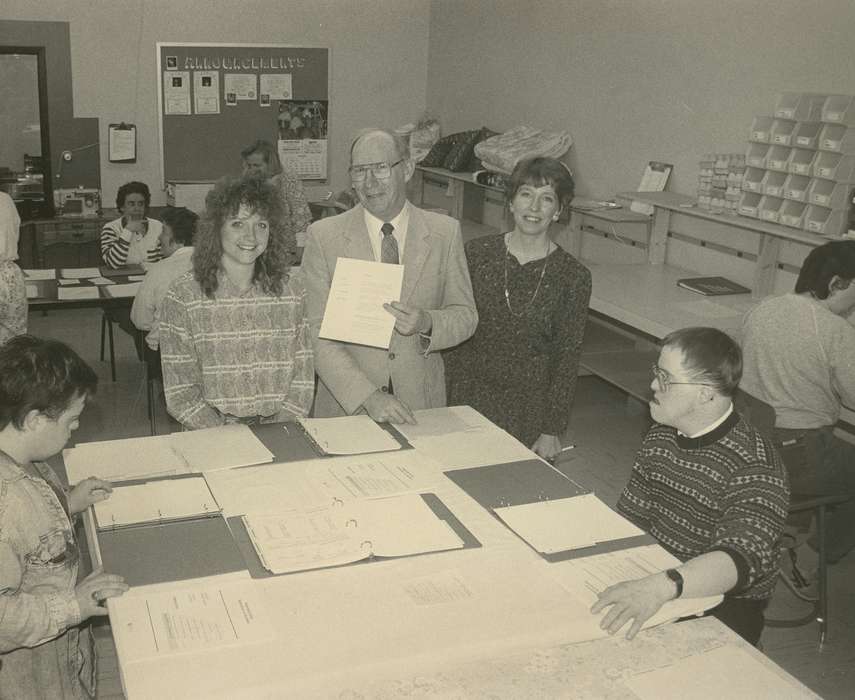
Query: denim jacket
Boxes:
[{"xmin": 0, "ymin": 451, "xmax": 95, "ymax": 699}]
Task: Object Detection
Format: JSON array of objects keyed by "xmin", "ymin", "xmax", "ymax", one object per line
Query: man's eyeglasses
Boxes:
[
  {"xmin": 349, "ymin": 159, "xmax": 404, "ymax": 182},
  {"xmin": 651, "ymin": 364, "xmax": 715, "ymax": 393}
]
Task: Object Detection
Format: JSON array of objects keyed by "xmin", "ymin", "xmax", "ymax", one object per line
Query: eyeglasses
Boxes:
[
  {"xmin": 650, "ymin": 364, "xmax": 715, "ymax": 393},
  {"xmin": 349, "ymin": 159, "xmax": 404, "ymax": 182}
]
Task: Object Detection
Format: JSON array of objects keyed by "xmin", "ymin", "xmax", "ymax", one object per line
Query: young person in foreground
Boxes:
[
  {"xmin": 592, "ymin": 327, "xmax": 789, "ymax": 646},
  {"xmin": 0, "ymin": 335, "xmax": 127, "ymax": 698}
]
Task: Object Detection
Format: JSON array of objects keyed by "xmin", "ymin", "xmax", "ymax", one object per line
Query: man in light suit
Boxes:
[{"xmin": 303, "ymin": 128, "xmax": 477, "ymax": 423}]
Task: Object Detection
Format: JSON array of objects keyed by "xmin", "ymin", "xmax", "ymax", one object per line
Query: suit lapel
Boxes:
[
  {"xmin": 342, "ymin": 205, "xmax": 375, "ymax": 261},
  {"xmin": 400, "ymin": 206, "xmax": 430, "ymax": 304}
]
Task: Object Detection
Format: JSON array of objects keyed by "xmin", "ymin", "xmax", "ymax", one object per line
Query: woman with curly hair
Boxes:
[{"xmin": 159, "ymin": 175, "xmax": 314, "ymax": 429}]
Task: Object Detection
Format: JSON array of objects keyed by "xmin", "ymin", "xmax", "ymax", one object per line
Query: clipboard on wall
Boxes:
[{"xmin": 108, "ymin": 122, "xmax": 137, "ymax": 163}]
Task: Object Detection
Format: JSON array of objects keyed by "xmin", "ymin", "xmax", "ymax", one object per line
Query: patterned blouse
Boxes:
[
  {"xmin": 159, "ymin": 269, "xmax": 315, "ymax": 429},
  {"xmin": 272, "ymin": 169, "xmax": 313, "ymax": 239},
  {"xmin": 0, "ymin": 261, "xmax": 27, "ymax": 345}
]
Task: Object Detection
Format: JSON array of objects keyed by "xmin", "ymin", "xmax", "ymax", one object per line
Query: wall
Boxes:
[
  {"xmin": 426, "ymin": 0, "xmax": 855, "ymax": 198},
  {"xmin": 2, "ymin": 0, "xmax": 430, "ymax": 206}
]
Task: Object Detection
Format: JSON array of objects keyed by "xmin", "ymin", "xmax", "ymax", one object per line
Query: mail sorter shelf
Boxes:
[
  {"xmin": 775, "ymin": 92, "xmax": 828, "ymax": 122},
  {"xmin": 822, "ymin": 95, "xmax": 855, "ymax": 126},
  {"xmin": 818, "ymin": 123, "xmax": 855, "ymax": 155},
  {"xmin": 783, "ymin": 174, "xmax": 811, "ymax": 202}
]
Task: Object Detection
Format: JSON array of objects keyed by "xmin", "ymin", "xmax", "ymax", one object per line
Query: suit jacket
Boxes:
[{"xmin": 302, "ymin": 203, "xmax": 477, "ymax": 417}]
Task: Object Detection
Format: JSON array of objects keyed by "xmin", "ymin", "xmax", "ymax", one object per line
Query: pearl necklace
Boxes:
[{"xmin": 504, "ymin": 234, "xmax": 550, "ymax": 316}]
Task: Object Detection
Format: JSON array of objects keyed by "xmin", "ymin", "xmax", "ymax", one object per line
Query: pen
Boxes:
[{"xmin": 560, "ymin": 444, "xmax": 576, "ymax": 452}]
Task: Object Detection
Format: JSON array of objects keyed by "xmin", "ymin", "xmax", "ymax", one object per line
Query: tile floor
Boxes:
[{"xmin": 28, "ymin": 307, "xmax": 854, "ymax": 699}]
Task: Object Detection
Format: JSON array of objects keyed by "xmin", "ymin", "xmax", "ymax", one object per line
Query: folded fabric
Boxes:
[{"xmin": 474, "ymin": 125, "xmax": 573, "ymax": 174}]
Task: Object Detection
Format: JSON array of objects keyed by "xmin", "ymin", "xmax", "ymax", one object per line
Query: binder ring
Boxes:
[{"xmin": 345, "ymin": 518, "xmax": 357, "ymax": 528}]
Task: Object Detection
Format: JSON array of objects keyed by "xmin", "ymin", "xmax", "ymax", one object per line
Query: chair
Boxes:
[
  {"xmin": 736, "ymin": 389, "xmax": 850, "ymax": 647},
  {"xmin": 99, "ymin": 312, "xmax": 116, "ymax": 382},
  {"xmin": 142, "ymin": 338, "xmax": 163, "ymax": 435}
]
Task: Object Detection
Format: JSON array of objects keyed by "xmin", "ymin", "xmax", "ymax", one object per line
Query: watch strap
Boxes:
[{"xmin": 665, "ymin": 568, "xmax": 684, "ymax": 599}]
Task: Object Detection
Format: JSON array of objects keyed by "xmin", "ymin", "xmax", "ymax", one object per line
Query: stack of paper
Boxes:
[
  {"xmin": 104, "ymin": 281, "xmax": 142, "ymax": 298},
  {"xmin": 494, "ymin": 494, "xmax": 644, "ymax": 553},
  {"xmin": 243, "ymin": 493, "xmax": 463, "ymax": 574},
  {"xmin": 297, "ymin": 415, "xmax": 402, "ymax": 455},
  {"xmin": 94, "ymin": 476, "xmax": 220, "ymax": 529},
  {"xmin": 64, "ymin": 424, "xmax": 274, "ymax": 485}
]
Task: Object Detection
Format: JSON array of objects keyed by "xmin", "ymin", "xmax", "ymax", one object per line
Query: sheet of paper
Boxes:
[
  {"xmin": 366, "ymin": 494, "xmax": 463, "ymax": 557},
  {"xmin": 623, "ymin": 644, "xmax": 808, "ymax": 700},
  {"xmin": 25, "ymin": 283, "xmax": 39, "ymax": 299},
  {"xmin": 64, "ymin": 435, "xmax": 191, "ymax": 485},
  {"xmin": 105, "ymin": 282, "xmax": 141, "ymax": 298},
  {"xmin": 305, "ymin": 452, "xmax": 441, "ymax": 501},
  {"xmin": 407, "ymin": 427, "xmax": 536, "ymax": 471},
  {"xmin": 24, "ymin": 268, "xmax": 55, "ymax": 280},
  {"xmin": 57, "ymin": 278, "xmax": 79, "ymax": 286},
  {"xmin": 109, "ymin": 125, "xmax": 136, "ymax": 161},
  {"xmin": 163, "ymin": 70, "xmax": 191, "ymax": 115},
  {"xmin": 204, "ymin": 462, "xmax": 328, "ymax": 517},
  {"xmin": 94, "ymin": 476, "xmax": 220, "ymax": 529},
  {"xmin": 87, "ymin": 276, "xmax": 115, "ymax": 286},
  {"xmin": 393, "ymin": 406, "xmax": 486, "ymax": 440},
  {"xmin": 60, "ymin": 267, "xmax": 101, "ymax": 279},
  {"xmin": 128, "ymin": 274, "xmax": 146, "ymax": 282},
  {"xmin": 57, "ymin": 286, "xmax": 100, "ymax": 301},
  {"xmin": 549, "ymin": 544, "xmax": 721, "ymax": 628},
  {"xmin": 494, "ymin": 494, "xmax": 644, "ymax": 553},
  {"xmin": 297, "ymin": 415, "xmax": 402, "ymax": 455},
  {"xmin": 109, "ymin": 579, "xmax": 274, "ymax": 662},
  {"xmin": 173, "ymin": 424, "xmax": 274, "ymax": 472},
  {"xmin": 193, "ymin": 70, "xmax": 220, "ymax": 114},
  {"xmin": 319, "ymin": 258, "xmax": 403, "ymax": 349}
]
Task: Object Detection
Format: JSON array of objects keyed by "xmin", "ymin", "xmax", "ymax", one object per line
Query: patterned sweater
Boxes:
[
  {"xmin": 100, "ymin": 216, "xmax": 162, "ymax": 268},
  {"xmin": 159, "ymin": 270, "xmax": 315, "ymax": 429},
  {"xmin": 618, "ymin": 411, "xmax": 789, "ymax": 601}
]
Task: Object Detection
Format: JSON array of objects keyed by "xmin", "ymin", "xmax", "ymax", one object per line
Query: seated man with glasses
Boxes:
[
  {"xmin": 591, "ymin": 327, "xmax": 789, "ymax": 646},
  {"xmin": 302, "ymin": 128, "xmax": 477, "ymax": 423}
]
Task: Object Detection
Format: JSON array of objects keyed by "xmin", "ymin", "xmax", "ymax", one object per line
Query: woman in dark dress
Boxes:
[{"xmin": 445, "ymin": 157, "xmax": 591, "ymax": 461}]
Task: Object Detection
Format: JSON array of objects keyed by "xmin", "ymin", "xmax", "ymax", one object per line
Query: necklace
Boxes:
[{"xmin": 504, "ymin": 233, "xmax": 550, "ymax": 315}]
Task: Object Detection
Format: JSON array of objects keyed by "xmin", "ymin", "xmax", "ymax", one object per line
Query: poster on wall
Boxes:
[
  {"xmin": 277, "ymin": 100, "xmax": 328, "ymax": 179},
  {"xmin": 193, "ymin": 71, "xmax": 220, "ymax": 114},
  {"xmin": 164, "ymin": 71, "xmax": 191, "ymax": 115},
  {"xmin": 260, "ymin": 74, "xmax": 292, "ymax": 101},
  {"xmin": 223, "ymin": 73, "xmax": 257, "ymax": 101}
]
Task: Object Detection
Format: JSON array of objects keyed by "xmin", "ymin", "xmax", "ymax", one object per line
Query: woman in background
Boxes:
[
  {"xmin": 444, "ymin": 157, "xmax": 591, "ymax": 461},
  {"xmin": 241, "ymin": 139, "xmax": 312, "ymax": 246},
  {"xmin": 0, "ymin": 335, "xmax": 126, "ymax": 698},
  {"xmin": 100, "ymin": 181, "xmax": 162, "ymax": 269},
  {"xmin": 159, "ymin": 175, "xmax": 314, "ymax": 429},
  {"xmin": 741, "ymin": 240, "xmax": 855, "ymax": 570},
  {"xmin": 0, "ymin": 191, "xmax": 26, "ymax": 344}
]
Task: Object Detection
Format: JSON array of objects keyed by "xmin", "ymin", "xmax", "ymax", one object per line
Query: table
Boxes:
[
  {"xmin": 78, "ymin": 419, "xmax": 817, "ymax": 699},
  {"xmin": 25, "ymin": 266, "xmax": 142, "ymax": 311}
]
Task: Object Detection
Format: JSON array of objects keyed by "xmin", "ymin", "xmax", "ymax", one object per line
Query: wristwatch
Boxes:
[{"xmin": 665, "ymin": 568, "xmax": 684, "ymax": 599}]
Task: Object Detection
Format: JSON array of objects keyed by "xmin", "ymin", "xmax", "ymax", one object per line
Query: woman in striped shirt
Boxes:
[{"xmin": 100, "ymin": 181, "xmax": 162, "ymax": 268}]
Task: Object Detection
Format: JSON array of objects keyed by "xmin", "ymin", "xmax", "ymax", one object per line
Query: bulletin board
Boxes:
[{"xmin": 156, "ymin": 43, "xmax": 330, "ymax": 184}]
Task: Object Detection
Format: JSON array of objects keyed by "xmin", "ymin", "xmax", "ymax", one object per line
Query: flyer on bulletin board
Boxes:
[
  {"xmin": 277, "ymin": 100, "xmax": 328, "ymax": 179},
  {"xmin": 163, "ymin": 71, "xmax": 191, "ymax": 115}
]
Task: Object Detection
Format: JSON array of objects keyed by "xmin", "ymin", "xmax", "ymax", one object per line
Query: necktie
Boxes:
[{"xmin": 381, "ymin": 222, "xmax": 399, "ymax": 264}]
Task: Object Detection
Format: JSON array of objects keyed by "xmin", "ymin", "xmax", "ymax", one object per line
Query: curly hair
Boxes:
[
  {"xmin": 115, "ymin": 181, "xmax": 151, "ymax": 210},
  {"xmin": 193, "ymin": 175, "xmax": 295, "ymax": 298}
]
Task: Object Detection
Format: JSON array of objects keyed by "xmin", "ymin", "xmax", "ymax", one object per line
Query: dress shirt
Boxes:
[{"xmin": 364, "ymin": 202, "xmax": 410, "ymax": 262}]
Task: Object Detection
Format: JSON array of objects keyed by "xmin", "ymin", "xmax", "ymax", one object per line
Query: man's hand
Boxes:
[
  {"xmin": 383, "ymin": 301, "xmax": 431, "ymax": 336},
  {"xmin": 125, "ymin": 218, "xmax": 146, "ymax": 234},
  {"xmin": 75, "ymin": 568, "xmax": 128, "ymax": 619},
  {"xmin": 531, "ymin": 434, "xmax": 562, "ymax": 461},
  {"xmin": 68, "ymin": 477, "xmax": 113, "ymax": 515},
  {"xmin": 363, "ymin": 389, "xmax": 416, "ymax": 424},
  {"xmin": 590, "ymin": 573, "xmax": 675, "ymax": 640}
]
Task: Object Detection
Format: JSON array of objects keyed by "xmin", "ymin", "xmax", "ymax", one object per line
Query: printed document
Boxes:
[
  {"xmin": 318, "ymin": 258, "xmax": 403, "ymax": 349},
  {"xmin": 243, "ymin": 493, "xmax": 462, "ymax": 574},
  {"xmin": 109, "ymin": 579, "xmax": 274, "ymax": 662},
  {"xmin": 59, "ymin": 267, "xmax": 101, "ymax": 279},
  {"xmin": 549, "ymin": 544, "xmax": 722, "ymax": 628},
  {"xmin": 297, "ymin": 415, "xmax": 402, "ymax": 455},
  {"xmin": 494, "ymin": 494, "xmax": 644, "ymax": 553},
  {"xmin": 57, "ymin": 286, "xmax": 99, "ymax": 301}
]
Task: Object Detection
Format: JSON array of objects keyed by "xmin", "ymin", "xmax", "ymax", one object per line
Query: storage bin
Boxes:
[
  {"xmin": 783, "ymin": 174, "xmax": 810, "ymax": 202},
  {"xmin": 742, "ymin": 167, "xmax": 765, "ymax": 193},
  {"xmin": 746, "ymin": 143, "xmax": 770, "ymax": 168},
  {"xmin": 821, "ymin": 95, "xmax": 855, "ymax": 126},
  {"xmin": 774, "ymin": 92, "xmax": 827, "ymax": 121},
  {"xmin": 813, "ymin": 153, "xmax": 855, "ymax": 182},
  {"xmin": 806, "ymin": 179, "xmax": 855, "ymax": 209},
  {"xmin": 770, "ymin": 119, "xmax": 797, "ymax": 146},
  {"xmin": 766, "ymin": 146, "xmax": 791, "ymax": 172},
  {"xmin": 818, "ymin": 124, "xmax": 855, "ymax": 154},
  {"xmin": 793, "ymin": 122, "xmax": 822, "ymax": 149},
  {"xmin": 750, "ymin": 116, "xmax": 774, "ymax": 143},
  {"xmin": 761, "ymin": 170, "xmax": 787, "ymax": 198},
  {"xmin": 788, "ymin": 148, "xmax": 817, "ymax": 175},
  {"xmin": 737, "ymin": 191, "xmax": 762, "ymax": 218},
  {"xmin": 780, "ymin": 200, "xmax": 807, "ymax": 229},
  {"xmin": 804, "ymin": 205, "xmax": 848, "ymax": 237},
  {"xmin": 758, "ymin": 195, "xmax": 784, "ymax": 223}
]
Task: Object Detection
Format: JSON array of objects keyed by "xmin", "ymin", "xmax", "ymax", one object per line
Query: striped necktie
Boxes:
[{"xmin": 381, "ymin": 222, "xmax": 399, "ymax": 264}]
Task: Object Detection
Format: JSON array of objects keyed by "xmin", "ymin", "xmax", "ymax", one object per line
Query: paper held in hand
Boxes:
[{"xmin": 319, "ymin": 258, "xmax": 403, "ymax": 349}]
